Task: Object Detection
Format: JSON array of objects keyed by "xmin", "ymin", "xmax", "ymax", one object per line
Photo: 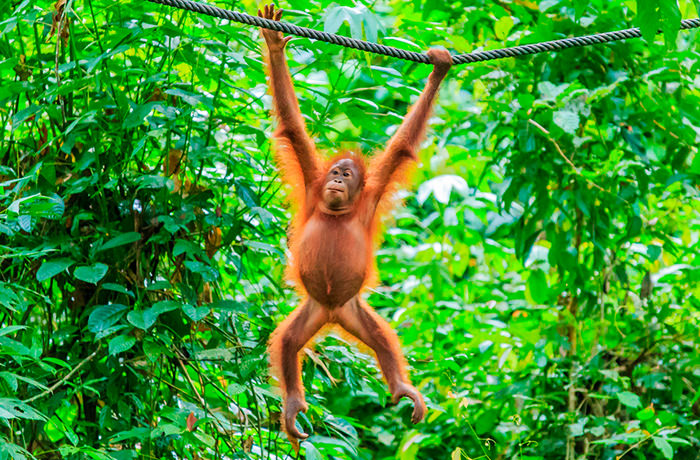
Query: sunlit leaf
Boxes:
[
  {"xmin": 0, "ymin": 398, "xmax": 47, "ymax": 421},
  {"xmin": 653, "ymin": 437, "xmax": 674, "ymax": 459},
  {"xmin": 637, "ymin": 0, "xmax": 660, "ymax": 44},
  {"xmin": 416, "ymin": 175, "xmax": 469, "ymax": 205},
  {"xmin": 553, "ymin": 110, "xmax": 580, "ymax": 134},
  {"xmin": 618, "ymin": 391, "xmax": 642, "ymax": 408},
  {"xmin": 495, "ymin": 16, "xmax": 514, "ymax": 40},
  {"xmin": 527, "ymin": 268, "xmax": 550, "ymax": 304}
]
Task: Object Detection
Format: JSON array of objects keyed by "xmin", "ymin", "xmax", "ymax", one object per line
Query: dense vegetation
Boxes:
[{"xmin": 1, "ymin": 0, "xmax": 699, "ymax": 459}]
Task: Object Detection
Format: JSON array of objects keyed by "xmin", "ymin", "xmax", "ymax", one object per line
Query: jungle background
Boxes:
[{"xmin": 2, "ymin": 0, "xmax": 700, "ymax": 458}]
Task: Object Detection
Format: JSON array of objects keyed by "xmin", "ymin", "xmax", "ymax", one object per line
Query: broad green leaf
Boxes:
[
  {"xmin": 45, "ymin": 415, "xmax": 68, "ymax": 443},
  {"xmin": 150, "ymin": 300, "xmax": 182, "ymax": 313},
  {"xmin": 123, "ymin": 102, "xmax": 157, "ymax": 129},
  {"xmin": 151, "ymin": 423, "xmax": 180, "ymax": 438},
  {"xmin": 0, "ymin": 326, "xmax": 26, "ymax": 337},
  {"xmin": 18, "ymin": 215, "xmax": 31, "ymax": 232},
  {"xmin": 37, "ymin": 258, "xmax": 74, "ymax": 282},
  {"xmin": 416, "ymin": 175, "xmax": 469, "ymax": 205},
  {"xmin": 527, "ymin": 269, "xmax": 550, "ymax": 304},
  {"xmin": 660, "ymin": 0, "xmax": 681, "ymax": 47},
  {"xmin": 11, "ymin": 105, "xmax": 42, "ymax": 129},
  {"xmin": 126, "ymin": 310, "xmax": 152, "ymax": 331},
  {"xmin": 323, "ymin": 5, "xmax": 364, "ymax": 39},
  {"xmin": 99, "ymin": 232, "xmax": 141, "ymax": 252},
  {"xmin": 195, "ymin": 347, "xmax": 234, "ymax": 360},
  {"xmin": 250, "ymin": 207, "xmax": 274, "ymax": 228},
  {"xmin": 183, "ymin": 261, "xmax": 219, "ymax": 282},
  {"xmin": 102, "ymin": 283, "xmax": 133, "ymax": 297},
  {"xmin": 637, "ymin": 406, "xmax": 655, "ymax": 421},
  {"xmin": 12, "ymin": 374, "xmax": 49, "ymax": 391},
  {"xmin": 127, "ymin": 301, "xmax": 179, "ymax": 330},
  {"xmin": 234, "ymin": 180, "xmax": 259, "ymax": 208},
  {"xmin": 135, "ymin": 175, "xmax": 172, "ymax": 190},
  {"xmin": 569, "ymin": 420, "xmax": 585, "ymax": 437},
  {"xmin": 183, "ymin": 304, "xmax": 210, "ymax": 322},
  {"xmin": 653, "ymin": 437, "xmax": 673, "ymax": 459},
  {"xmin": 143, "ymin": 338, "xmax": 169, "ymax": 362},
  {"xmin": 647, "ymin": 245, "xmax": 662, "ymax": 262},
  {"xmin": 401, "ymin": 431, "xmax": 428, "ymax": 455},
  {"xmin": 88, "ymin": 304, "xmax": 128, "ymax": 333},
  {"xmin": 0, "ymin": 398, "xmax": 47, "ymax": 421},
  {"xmin": 691, "ymin": 144, "xmax": 700, "ymax": 174},
  {"xmin": 164, "ymin": 88, "xmax": 211, "ymax": 108},
  {"xmin": 208, "ymin": 300, "xmax": 247, "ymax": 313},
  {"xmin": 94, "ymin": 325, "xmax": 128, "ymax": 342},
  {"xmin": 227, "ymin": 383, "xmax": 246, "ymax": 396},
  {"xmin": 637, "ymin": 0, "xmax": 660, "ymax": 44},
  {"xmin": 0, "ymin": 372, "xmax": 17, "ymax": 391},
  {"xmin": 495, "ymin": 16, "xmax": 514, "ymax": 40},
  {"xmin": 173, "ymin": 239, "xmax": 202, "ymax": 257},
  {"xmin": 538, "ymin": 81, "xmax": 569, "ymax": 100},
  {"xmin": 146, "ymin": 280, "xmax": 172, "ymax": 291},
  {"xmin": 0, "ymin": 337, "xmax": 32, "ymax": 357},
  {"xmin": 110, "ymin": 427, "xmax": 150, "ymax": 443},
  {"xmin": 626, "ymin": 216, "xmax": 643, "ymax": 239},
  {"xmin": 73, "ymin": 263, "xmax": 108, "ymax": 284},
  {"xmin": 0, "ymin": 441, "xmax": 33, "ymax": 460},
  {"xmin": 618, "ymin": 391, "xmax": 642, "ymax": 409},
  {"xmin": 360, "ymin": 7, "xmax": 380, "ymax": 42},
  {"xmin": 305, "ymin": 442, "xmax": 323, "ymax": 460},
  {"xmin": 109, "ymin": 335, "xmax": 136, "ymax": 356},
  {"xmin": 553, "ymin": 110, "xmax": 580, "ymax": 134}
]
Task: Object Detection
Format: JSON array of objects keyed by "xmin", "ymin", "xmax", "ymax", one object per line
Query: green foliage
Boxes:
[
  {"xmin": 1, "ymin": 0, "xmax": 699, "ymax": 459},
  {"xmin": 636, "ymin": 0, "xmax": 682, "ymax": 46}
]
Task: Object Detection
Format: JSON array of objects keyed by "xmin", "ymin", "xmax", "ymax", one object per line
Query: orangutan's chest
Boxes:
[{"xmin": 297, "ymin": 215, "xmax": 369, "ymax": 307}]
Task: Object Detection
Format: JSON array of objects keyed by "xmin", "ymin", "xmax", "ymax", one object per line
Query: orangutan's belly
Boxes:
[{"xmin": 297, "ymin": 215, "xmax": 368, "ymax": 307}]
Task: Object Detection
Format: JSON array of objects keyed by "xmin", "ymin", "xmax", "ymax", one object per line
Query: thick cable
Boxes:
[{"xmin": 145, "ymin": 0, "xmax": 700, "ymax": 65}]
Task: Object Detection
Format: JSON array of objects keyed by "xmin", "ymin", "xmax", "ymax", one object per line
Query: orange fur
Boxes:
[
  {"xmin": 260, "ymin": 18, "xmax": 450, "ymax": 442},
  {"xmin": 280, "ymin": 151, "xmax": 373, "ymax": 294},
  {"xmin": 274, "ymin": 144, "xmax": 415, "ymax": 294}
]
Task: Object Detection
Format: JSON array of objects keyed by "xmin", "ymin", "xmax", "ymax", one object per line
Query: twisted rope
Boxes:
[{"xmin": 145, "ymin": 0, "xmax": 700, "ymax": 65}]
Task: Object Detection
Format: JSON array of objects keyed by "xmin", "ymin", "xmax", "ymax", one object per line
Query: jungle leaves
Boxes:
[
  {"xmin": 3, "ymin": 0, "xmax": 700, "ymax": 459},
  {"xmin": 323, "ymin": 3, "xmax": 385, "ymax": 42},
  {"xmin": 636, "ymin": 0, "xmax": 683, "ymax": 46},
  {"xmin": 36, "ymin": 259, "xmax": 107, "ymax": 283}
]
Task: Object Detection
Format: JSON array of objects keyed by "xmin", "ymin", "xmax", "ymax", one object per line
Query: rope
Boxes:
[{"xmin": 145, "ymin": 0, "xmax": 700, "ymax": 65}]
